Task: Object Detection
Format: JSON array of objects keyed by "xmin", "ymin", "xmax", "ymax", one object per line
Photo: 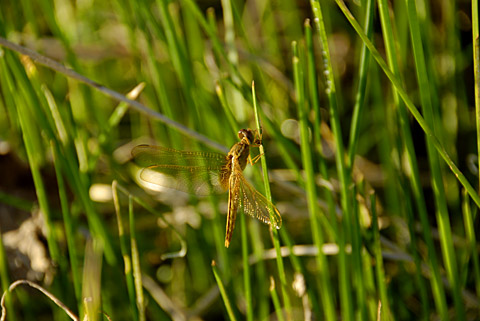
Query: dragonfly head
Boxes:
[{"xmin": 238, "ymin": 128, "xmax": 255, "ymax": 145}]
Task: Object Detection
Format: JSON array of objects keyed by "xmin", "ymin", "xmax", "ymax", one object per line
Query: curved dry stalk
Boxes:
[{"xmin": 1, "ymin": 279, "xmax": 80, "ymax": 321}]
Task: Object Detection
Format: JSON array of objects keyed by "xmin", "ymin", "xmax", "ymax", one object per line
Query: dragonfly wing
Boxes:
[
  {"xmin": 238, "ymin": 174, "xmax": 282, "ymax": 229},
  {"xmin": 132, "ymin": 145, "xmax": 228, "ymax": 196},
  {"xmin": 132, "ymin": 144, "xmax": 227, "ymax": 168},
  {"xmin": 139, "ymin": 165, "xmax": 227, "ymax": 196}
]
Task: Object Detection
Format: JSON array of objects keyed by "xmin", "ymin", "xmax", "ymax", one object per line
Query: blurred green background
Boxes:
[{"xmin": 0, "ymin": 0, "xmax": 479, "ymax": 320}]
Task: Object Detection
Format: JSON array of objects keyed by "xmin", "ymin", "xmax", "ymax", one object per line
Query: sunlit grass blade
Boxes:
[
  {"xmin": 52, "ymin": 142, "xmax": 81, "ymax": 307},
  {"xmin": 292, "ymin": 41, "xmax": 335, "ymax": 321},
  {"xmin": 309, "ymin": 2, "xmax": 354, "ymax": 320},
  {"xmin": 240, "ymin": 213, "xmax": 252, "ymax": 321},
  {"xmin": 252, "ymin": 81, "xmax": 292, "ymax": 317},
  {"xmin": 474, "ymin": 0, "xmax": 480, "ymax": 189},
  {"xmin": 370, "ymin": 193, "xmax": 391, "ymax": 321},
  {"xmin": 461, "ymin": 190, "xmax": 480, "ymax": 300},
  {"xmin": 129, "ymin": 196, "xmax": 146, "ymax": 321},
  {"xmin": 114, "ymin": 183, "xmax": 187, "ymax": 260},
  {"xmin": 347, "ymin": 0, "xmax": 374, "ymax": 166},
  {"xmin": 304, "ymin": 19, "xmax": 336, "ymax": 237},
  {"xmin": 82, "ymin": 240, "xmax": 103, "ymax": 321},
  {"xmin": 212, "ymin": 261, "xmax": 237, "ymax": 321},
  {"xmin": 112, "ymin": 181, "xmax": 138, "ymax": 321},
  {"xmin": 376, "ymin": 0, "xmax": 447, "ymax": 317},
  {"xmin": 332, "ymin": 0, "xmax": 480, "ymax": 210},
  {"xmin": 269, "ymin": 277, "xmax": 285, "ymax": 321},
  {"xmin": 404, "ymin": 1, "xmax": 465, "ymax": 318}
]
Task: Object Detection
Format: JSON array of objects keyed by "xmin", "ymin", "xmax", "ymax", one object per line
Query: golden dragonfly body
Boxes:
[{"xmin": 132, "ymin": 129, "xmax": 282, "ymax": 247}]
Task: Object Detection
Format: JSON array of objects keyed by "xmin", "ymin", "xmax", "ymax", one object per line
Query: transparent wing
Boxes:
[
  {"xmin": 132, "ymin": 145, "xmax": 228, "ymax": 196},
  {"xmin": 132, "ymin": 144, "xmax": 226, "ymax": 168},
  {"xmin": 235, "ymin": 167, "xmax": 282, "ymax": 229}
]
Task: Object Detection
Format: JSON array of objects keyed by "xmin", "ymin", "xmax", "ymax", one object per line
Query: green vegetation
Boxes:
[{"xmin": 0, "ymin": 0, "xmax": 479, "ymax": 320}]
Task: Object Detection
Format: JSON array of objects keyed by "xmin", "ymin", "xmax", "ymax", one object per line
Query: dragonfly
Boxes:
[{"xmin": 131, "ymin": 128, "xmax": 282, "ymax": 247}]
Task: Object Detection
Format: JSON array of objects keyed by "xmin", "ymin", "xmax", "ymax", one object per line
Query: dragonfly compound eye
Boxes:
[{"xmin": 238, "ymin": 129, "xmax": 254, "ymax": 144}]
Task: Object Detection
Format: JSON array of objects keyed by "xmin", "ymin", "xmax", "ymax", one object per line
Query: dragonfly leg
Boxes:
[
  {"xmin": 249, "ymin": 153, "xmax": 264, "ymax": 165},
  {"xmin": 251, "ymin": 128, "xmax": 263, "ymax": 146}
]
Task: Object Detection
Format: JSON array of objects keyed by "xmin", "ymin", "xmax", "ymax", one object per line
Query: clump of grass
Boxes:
[{"xmin": 0, "ymin": 0, "xmax": 479, "ymax": 320}]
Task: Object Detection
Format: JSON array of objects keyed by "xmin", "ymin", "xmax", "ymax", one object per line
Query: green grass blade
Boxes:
[
  {"xmin": 474, "ymin": 0, "xmax": 480, "ymax": 191},
  {"xmin": 269, "ymin": 277, "xmax": 286, "ymax": 321},
  {"xmin": 333, "ymin": 1, "xmax": 480, "ymax": 210},
  {"xmin": 129, "ymin": 196, "xmax": 146, "ymax": 321},
  {"xmin": 370, "ymin": 193, "xmax": 391, "ymax": 321},
  {"xmin": 52, "ymin": 143, "xmax": 81, "ymax": 305},
  {"xmin": 112, "ymin": 181, "xmax": 138, "ymax": 321},
  {"xmin": 212, "ymin": 261, "xmax": 237, "ymax": 321},
  {"xmin": 404, "ymin": 1, "xmax": 465, "ymax": 318},
  {"xmin": 240, "ymin": 213, "xmax": 253, "ymax": 321},
  {"xmin": 252, "ymin": 82, "xmax": 292, "ymax": 318},
  {"xmin": 347, "ymin": 0, "xmax": 374, "ymax": 166},
  {"xmin": 309, "ymin": 2, "xmax": 354, "ymax": 320},
  {"xmin": 461, "ymin": 190, "xmax": 480, "ymax": 300},
  {"xmin": 376, "ymin": 0, "xmax": 447, "ymax": 317},
  {"xmin": 304, "ymin": 19, "xmax": 337, "ymax": 237},
  {"xmin": 292, "ymin": 41, "xmax": 335, "ymax": 321}
]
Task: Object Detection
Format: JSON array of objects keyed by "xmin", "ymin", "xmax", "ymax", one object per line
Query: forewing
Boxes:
[
  {"xmin": 132, "ymin": 144, "xmax": 226, "ymax": 168},
  {"xmin": 132, "ymin": 145, "xmax": 228, "ymax": 195},
  {"xmin": 238, "ymin": 174, "xmax": 282, "ymax": 229}
]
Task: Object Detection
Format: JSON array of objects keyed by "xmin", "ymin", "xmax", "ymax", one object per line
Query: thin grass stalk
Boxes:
[
  {"xmin": 0, "ymin": 229, "xmax": 16, "ymax": 321},
  {"xmin": 240, "ymin": 213, "xmax": 253, "ymax": 321},
  {"xmin": 269, "ymin": 277, "xmax": 286, "ymax": 321},
  {"xmin": 129, "ymin": 196, "xmax": 146, "ymax": 321},
  {"xmin": 370, "ymin": 193, "xmax": 391, "ymax": 321},
  {"xmin": 134, "ymin": 2, "xmax": 184, "ymax": 148},
  {"xmin": 155, "ymin": 0, "xmax": 203, "ymax": 130},
  {"xmin": 474, "ymin": 0, "xmax": 480, "ymax": 191},
  {"xmin": 350, "ymin": 187, "xmax": 366, "ymax": 320},
  {"xmin": 0, "ymin": 192, "xmax": 33, "ymax": 212},
  {"xmin": 252, "ymin": 82, "xmax": 292, "ymax": 318},
  {"xmin": 181, "ymin": 0, "xmax": 246, "ymax": 87},
  {"xmin": 212, "ymin": 261, "xmax": 237, "ymax": 321},
  {"xmin": 210, "ymin": 194, "xmax": 232, "ymax": 281},
  {"xmin": 361, "ymin": 243, "xmax": 377, "ymax": 320},
  {"xmin": 112, "ymin": 182, "xmax": 138, "ymax": 321},
  {"xmin": 14, "ymin": 79, "xmax": 62, "ymax": 269},
  {"xmin": 347, "ymin": 0, "xmax": 374, "ymax": 167},
  {"xmin": 82, "ymin": 240, "xmax": 103, "ymax": 321},
  {"xmin": 309, "ymin": 2, "xmax": 354, "ymax": 320},
  {"xmin": 461, "ymin": 190, "xmax": 480, "ymax": 300},
  {"xmin": 215, "ymin": 82, "xmax": 239, "ymax": 137},
  {"xmin": 333, "ymin": 0, "xmax": 480, "ymax": 209},
  {"xmin": 114, "ymin": 183, "xmax": 187, "ymax": 260},
  {"xmin": 221, "ymin": 0, "xmax": 243, "ymax": 121},
  {"xmin": 35, "ymin": 0, "xmax": 103, "ymax": 134},
  {"xmin": 376, "ymin": 0, "xmax": 445, "ymax": 316},
  {"xmin": 3, "ymin": 49, "xmax": 117, "ymax": 264},
  {"xmin": 404, "ymin": 1, "xmax": 465, "ymax": 319},
  {"xmin": 400, "ymin": 184, "xmax": 430, "ymax": 320},
  {"xmin": 51, "ymin": 143, "xmax": 81, "ymax": 305},
  {"xmin": 249, "ymin": 222, "xmax": 269, "ymax": 320},
  {"xmin": 278, "ymin": 228, "xmax": 322, "ymax": 317},
  {"xmin": 292, "ymin": 41, "xmax": 335, "ymax": 321},
  {"xmin": 304, "ymin": 19, "xmax": 336, "ymax": 238}
]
